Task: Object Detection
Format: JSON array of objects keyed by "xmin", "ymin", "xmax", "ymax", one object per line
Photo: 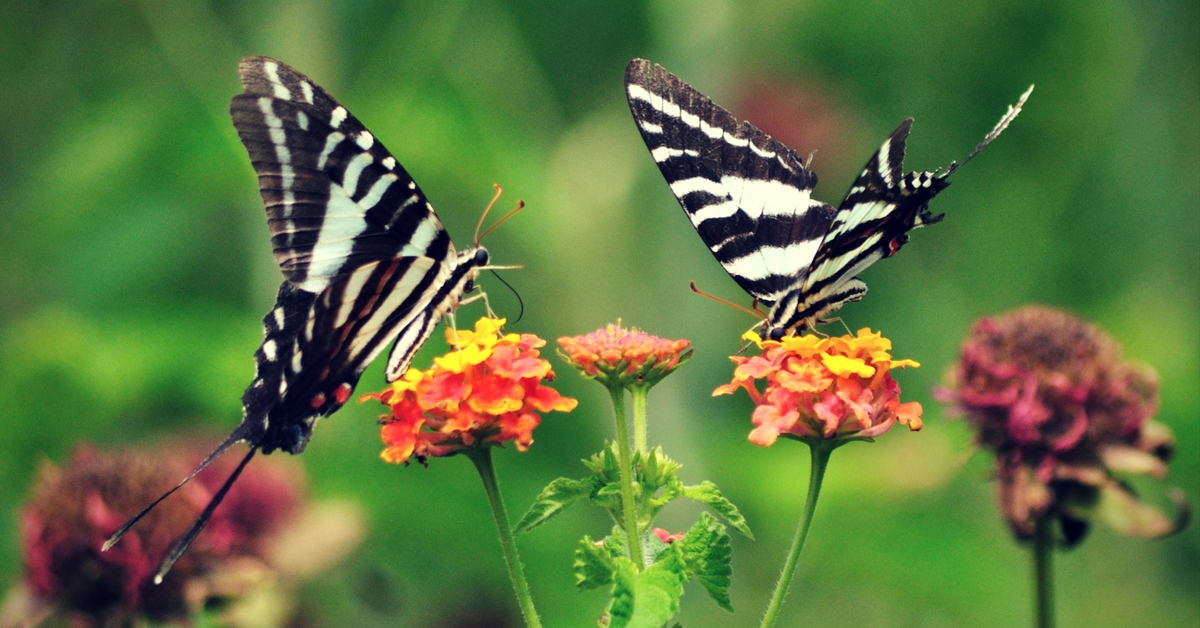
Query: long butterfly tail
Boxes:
[
  {"xmin": 101, "ymin": 424, "xmax": 252, "ymax": 552},
  {"xmin": 153, "ymin": 446, "xmax": 258, "ymax": 583},
  {"xmin": 945, "ymin": 84, "xmax": 1035, "ymax": 176}
]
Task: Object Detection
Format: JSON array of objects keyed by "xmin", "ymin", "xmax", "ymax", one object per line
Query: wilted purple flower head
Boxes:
[
  {"xmin": 17, "ymin": 441, "xmax": 302, "ymax": 626},
  {"xmin": 937, "ymin": 306, "xmax": 1188, "ymax": 545}
]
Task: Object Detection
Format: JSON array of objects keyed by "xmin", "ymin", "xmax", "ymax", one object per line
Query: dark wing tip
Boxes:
[
  {"xmin": 625, "ymin": 58, "xmax": 652, "ymax": 85},
  {"xmin": 236, "ymin": 56, "xmax": 315, "ymax": 96},
  {"xmin": 624, "ymin": 59, "xmax": 689, "ymax": 99},
  {"xmin": 889, "ymin": 118, "xmax": 914, "ymax": 145},
  {"xmin": 883, "ymin": 118, "xmax": 914, "ymax": 184},
  {"xmin": 237, "ymin": 56, "xmax": 278, "ymax": 92}
]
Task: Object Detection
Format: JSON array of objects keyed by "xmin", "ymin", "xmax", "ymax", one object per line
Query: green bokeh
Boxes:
[{"xmin": 0, "ymin": 0, "xmax": 1195, "ymax": 626}]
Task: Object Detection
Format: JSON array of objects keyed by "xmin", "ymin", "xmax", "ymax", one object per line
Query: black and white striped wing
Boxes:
[
  {"xmin": 232, "ymin": 56, "xmax": 452, "ymax": 292},
  {"xmin": 624, "ymin": 59, "xmax": 836, "ymax": 305},
  {"xmin": 765, "ymin": 120, "xmax": 950, "ymax": 331},
  {"xmin": 231, "ymin": 56, "xmax": 479, "ymax": 454}
]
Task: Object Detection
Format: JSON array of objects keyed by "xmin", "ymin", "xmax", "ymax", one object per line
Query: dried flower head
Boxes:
[
  {"xmin": 16, "ymin": 442, "xmax": 303, "ymax": 626},
  {"xmin": 715, "ymin": 328, "xmax": 922, "ymax": 446},
  {"xmin": 363, "ymin": 318, "xmax": 577, "ymax": 464},
  {"xmin": 937, "ymin": 306, "xmax": 1188, "ymax": 544},
  {"xmin": 557, "ymin": 323, "xmax": 693, "ymax": 389}
]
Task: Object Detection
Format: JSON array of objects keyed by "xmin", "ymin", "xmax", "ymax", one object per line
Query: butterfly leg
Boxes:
[
  {"xmin": 457, "ymin": 291, "xmax": 486, "ymax": 308},
  {"xmin": 813, "ymin": 317, "xmax": 854, "ymax": 336},
  {"xmin": 446, "ymin": 311, "xmax": 462, "ymax": 347}
]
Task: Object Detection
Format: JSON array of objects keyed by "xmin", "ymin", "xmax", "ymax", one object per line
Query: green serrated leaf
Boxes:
[
  {"xmin": 647, "ymin": 475, "xmax": 686, "ymax": 518},
  {"xmin": 609, "ymin": 546, "xmax": 688, "ymax": 628},
  {"xmin": 514, "ymin": 477, "xmax": 592, "ymax": 535},
  {"xmin": 574, "ymin": 535, "xmax": 616, "ymax": 591},
  {"xmin": 680, "ymin": 512, "xmax": 734, "ymax": 611},
  {"xmin": 604, "ymin": 525, "xmax": 628, "ymax": 560},
  {"xmin": 682, "ymin": 481, "xmax": 754, "ymax": 539},
  {"xmin": 596, "ymin": 483, "xmax": 624, "ymax": 497},
  {"xmin": 608, "ymin": 558, "xmax": 639, "ymax": 628}
]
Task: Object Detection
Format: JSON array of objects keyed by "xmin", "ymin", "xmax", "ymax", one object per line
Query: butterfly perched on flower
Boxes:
[
  {"xmin": 625, "ymin": 59, "xmax": 1031, "ymax": 340},
  {"xmin": 105, "ymin": 57, "xmax": 494, "ymax": 579}
]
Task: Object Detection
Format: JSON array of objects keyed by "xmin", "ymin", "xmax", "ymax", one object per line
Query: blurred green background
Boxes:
[{"xmin": 1, "ymin": 0, "xmax": 1196, "ymax": 626}]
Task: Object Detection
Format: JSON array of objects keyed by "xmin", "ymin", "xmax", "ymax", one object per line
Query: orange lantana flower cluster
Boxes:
[
  {"xmin": 715, "ymin": 329, "xmax": 923, "ymax": 446},
  {"xmin": 362, "ymin": 318, "xmax": 577, "ymax": 464},
  {"xmin": 558, "ymin": 323, "xmax": 692, "ymax": 389}
]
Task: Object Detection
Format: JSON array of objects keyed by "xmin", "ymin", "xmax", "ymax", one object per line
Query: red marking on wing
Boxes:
[{"xmin": 334, "ymin": 383, "xmax": 352, "ymax": 404}]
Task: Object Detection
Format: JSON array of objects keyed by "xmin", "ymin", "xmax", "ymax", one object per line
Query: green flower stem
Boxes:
[
  {"xmin": 759, "ymin": 439, "xmax": 836, "ymax": 628},
  {"xmin": 608, "ymin": 385, "xmax": 645, "ymax": 569},
  {"xmin": 631, "ymin": 386, "xmax": 649, "ymax": 454},
  {"xmin": 1034, "ymin": 515, "xmax": 1056, "ymax": 628},
  {"xmin": 467, "ymin": 447, "xmax": 543, "ymax": 628}
]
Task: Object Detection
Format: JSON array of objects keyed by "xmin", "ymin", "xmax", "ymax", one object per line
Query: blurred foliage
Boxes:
[{"xmin": 0, "ymin": 0, "xmax": 1196, "ymax": 626}]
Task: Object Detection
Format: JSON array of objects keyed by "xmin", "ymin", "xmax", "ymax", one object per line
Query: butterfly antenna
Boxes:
[
  {"xmin": 474, "ymin": 184, "xmax": 505, "ymax": 245},
  {"xmin": 153, "ymin": 446, "xmax": 258, "ymax": 583},
  {"xmin": 690, "ymin": 281, "xmax": 768, "ymax": 321},
  {"xmin": 489, "ymin": 269, "xmax": 525, "ymax": 325},
  {"xmin": 946, "ymin": 84, "xmax": 1034, "ymax": 176},
  {"xmin": 478, "ymin": 200, "xmax": 525, "ymax": 244},
  {"xmin": 102, "ymin": 425, "xmax": 250, "ymax": 552}
]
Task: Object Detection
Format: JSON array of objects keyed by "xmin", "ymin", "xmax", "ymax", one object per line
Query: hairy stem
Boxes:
[
  {"xmin": 608, "ymin": 385, "xmax": 645, "ymax": 568},
  {"xmin": 759, "ymin": 439, "xmax": 835, "ymax": 628},
  {"xmin": 468, "ymin": 447, "xmax": 543, "ymax": 628},
  {"xmin": 631, "ymin": 386, "xmax": 649, "ymax": 454}
]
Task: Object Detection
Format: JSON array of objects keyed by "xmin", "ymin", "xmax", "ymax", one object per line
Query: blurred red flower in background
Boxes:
[
  {"xmin": 937, "ymin": 306, "xmax": 1188, "ymax": 544},
  {"xmin": 14, "ymin": 441, "xmax": 300, "ymax": 626}
]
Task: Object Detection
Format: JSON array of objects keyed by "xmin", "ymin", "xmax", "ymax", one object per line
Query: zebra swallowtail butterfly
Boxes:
[
  {"xmin": 625, "ymin": 59, "xmax": 1031, "ymax": 340},
  {"xmin": 104, "ymin": 56, "xmax": 490, "ymax": 579}
]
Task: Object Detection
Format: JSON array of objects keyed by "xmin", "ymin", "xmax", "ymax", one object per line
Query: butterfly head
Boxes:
[{"xmin": 461, "ymin": 246, "xmax": 490, "ymax": 294}]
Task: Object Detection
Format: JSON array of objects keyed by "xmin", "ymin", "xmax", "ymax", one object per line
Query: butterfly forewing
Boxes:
[
  {"xmin": 231, "ymin": 57, "xmax": 451, "ymax": 294},
  {"xmin": 624, "ymin": 59, "xmax": 836, "ymax": 305}
]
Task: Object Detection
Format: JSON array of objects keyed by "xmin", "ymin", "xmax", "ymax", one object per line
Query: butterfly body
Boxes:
[{"xmin": 625, "ymin": 59, "xmax": 1029, "ymax": 339}]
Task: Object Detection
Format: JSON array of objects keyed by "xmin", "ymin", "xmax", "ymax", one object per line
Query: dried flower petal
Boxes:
[{"xmin": 937, "ymin": 306, "xmax": 1189, "ymax": 544}]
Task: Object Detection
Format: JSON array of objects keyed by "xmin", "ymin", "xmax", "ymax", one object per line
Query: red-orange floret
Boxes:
[
  {"xmin": 558, "ymin": 323, "xmax": 692, "ymax": 389},
  {"xmin": 716, "ymin": 329, "xmax": 922, "ymax": 446},
  {"xmin": 362, "ymin": 318, "xmax": 577, "ymax": 464}
]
